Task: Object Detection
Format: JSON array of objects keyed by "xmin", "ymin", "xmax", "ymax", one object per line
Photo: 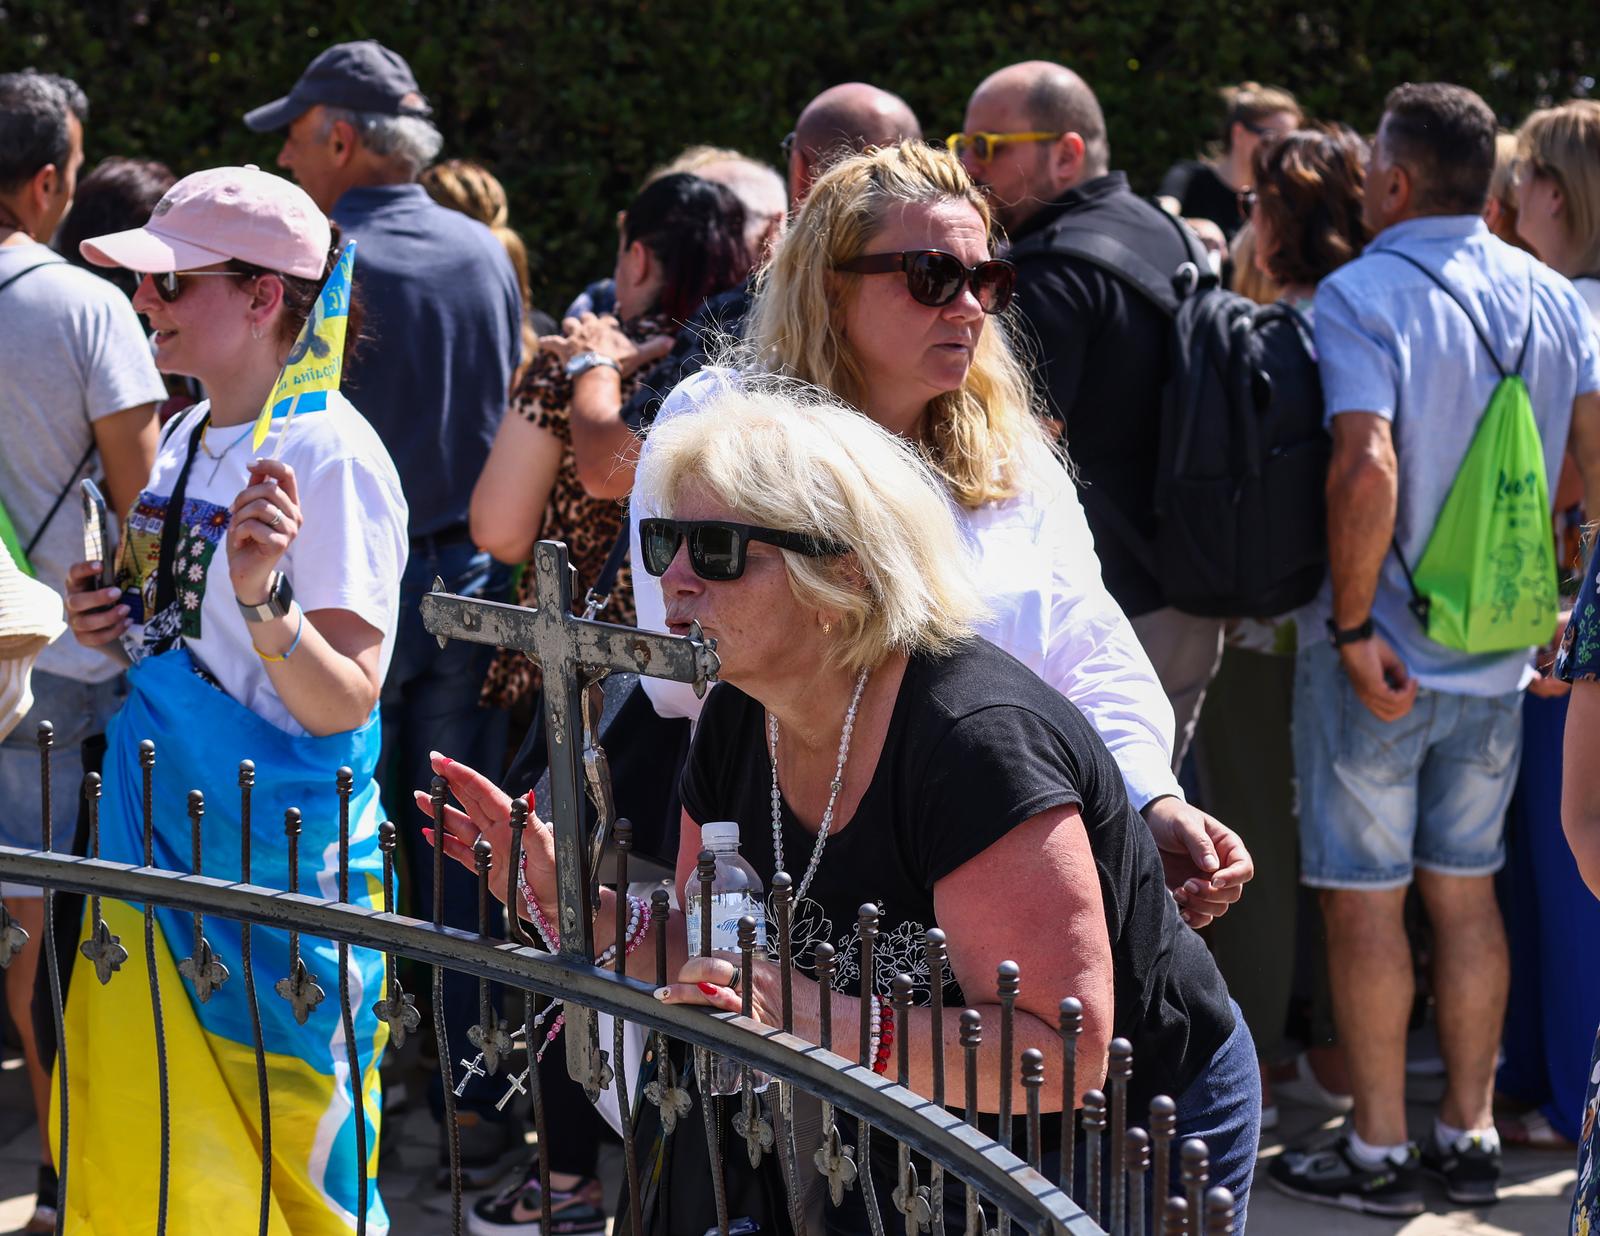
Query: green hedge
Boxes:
[{"xmin": 5, "ymin": 0, "xmax": 1594, "ymax": 308}]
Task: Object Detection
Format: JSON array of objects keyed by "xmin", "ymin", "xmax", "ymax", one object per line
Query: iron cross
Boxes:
[{"xmin": 419, "ymin": 539, "xmax": 719, "ymax": 1086}]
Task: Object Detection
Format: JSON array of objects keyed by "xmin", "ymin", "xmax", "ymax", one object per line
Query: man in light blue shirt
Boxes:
[{"xmin": 1270, "ymin": 83, "xmax": 1600, "ymax": 1218}]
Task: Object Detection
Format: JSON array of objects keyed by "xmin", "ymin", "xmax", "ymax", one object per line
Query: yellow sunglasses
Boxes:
[{"xmin": 945, "ymin": 131, "xmax": 1062, "ymax": 161}]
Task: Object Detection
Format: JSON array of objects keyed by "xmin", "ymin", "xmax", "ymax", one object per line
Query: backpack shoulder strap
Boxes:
[
  {"xmin": 1376, "ymin": 249, "xmax": 1509, "ymax": 378},
  {"xmin": 1014, "ymin": 209, "xmax": 1201, "ymax": 317},
  {"xmin": 0, "ymin": 256, "xmax": 64, "ymax": 298}
]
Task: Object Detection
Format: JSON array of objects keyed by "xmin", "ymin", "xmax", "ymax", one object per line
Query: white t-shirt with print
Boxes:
[{"xmin": 115, "ymin": 393, "xmax": 408, "ymax": 735}]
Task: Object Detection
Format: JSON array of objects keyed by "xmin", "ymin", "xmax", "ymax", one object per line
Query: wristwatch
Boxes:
[
  {"xmin": 1325, "ymin": 617, "xmax": 1374, "ymax": 648},
  {"xmin": 237, "ymin": 572, "xmax": 295, "ymax": 623},
  {"xmin": 565, "ymin": 351, "xmax": 622, "ymax": 380}
]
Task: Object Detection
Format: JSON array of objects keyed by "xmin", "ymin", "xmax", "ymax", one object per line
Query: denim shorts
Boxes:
[
  {"xmin": 0, "ymin": 669, "xmax": 124, "ymax": 884},
  {"xmin": 1292, "ymin": 642, "xmax": 1522, "ymax": 888}
]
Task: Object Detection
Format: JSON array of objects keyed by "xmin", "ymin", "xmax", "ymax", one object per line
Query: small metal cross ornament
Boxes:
[
  {"xmin": 79, "ymin": 918, "xmax": 128, "ymax": 985},
  {"xmin": 372, "ymin": 984, "xmax": 421, "ymax": 1048},
  {"xmin": 275, "ymin": 956, "xmax": 325, "ymax": 1025},
  {"xmin": 644, "ymin": 1070, "xmax": 693, "ymax": 1134},
  {"xmin": 456, "ymin": 1051, "xmax": 488, "ymax": 1090},
  {"xmin": 495, "ymin": 1067, "xmax": 529, "ymax": 1113},
  {"xmin": 893, "ymin": 1164, "xmax": 933, "ymax": 1235},
  {"xmin": 177, "ymin": 935, "xmax": 230, "ymax": 1003},
  {"xmin": 0, "ymin": 906, "xmax": 28, "ymax": 969},
  {"xmin": 814, "ymin": 1128, "xmax": 859, "ymax": 1206},
  {"xmin": 467, "ymin": 1016, "xmax": 516, "ymax": 1076},
  {"xmin": 733, "ymin": 1093, "xmax": 775, "ymax": 1168}
]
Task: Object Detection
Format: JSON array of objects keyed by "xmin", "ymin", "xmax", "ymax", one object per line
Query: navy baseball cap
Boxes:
[{"xmin": 244, "ymin": 40, "xmax": 432, "ymax": 132}]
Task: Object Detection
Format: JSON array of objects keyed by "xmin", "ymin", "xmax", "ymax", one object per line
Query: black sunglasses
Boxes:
[
  {"xmin": 834, "ymin": 249, "xmax": 1016, "ymax": 314},
  {"xmin": 639, "ymin": 518, "xmax": 850, "ymax": 581},
  {"xmin": 151, "ymin": 269, "xmax": 254, "ymax": 303},
  {"xmin": 780, "ymin": 131, "xmax": 797, "ymax": 160}
]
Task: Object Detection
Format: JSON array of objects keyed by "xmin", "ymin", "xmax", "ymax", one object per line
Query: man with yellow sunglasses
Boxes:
[{"xmin": 958, "ymin": 58, "xmax": 1236, "ymax": 906}]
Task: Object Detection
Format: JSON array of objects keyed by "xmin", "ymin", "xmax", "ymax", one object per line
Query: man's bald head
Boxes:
[
  {"xmin": 788, "ymin": 82, "xmax": 921, "ymax": 204},
  {"xmin": 970, "ymin": 61, "xmax": 1109, "ymax": 178},
  {"xmin": 960, "ymin": 61, "xmax": 1109, "ymax": 231}
]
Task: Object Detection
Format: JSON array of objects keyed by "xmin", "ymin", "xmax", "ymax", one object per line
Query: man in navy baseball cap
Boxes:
[
  {"xmin": 243, "ymin": 39, "xmax": 432, "ymax": 134},
  {"xmin": 244, "ymin": 39, "xmax": 530, "ymax": 1188}
]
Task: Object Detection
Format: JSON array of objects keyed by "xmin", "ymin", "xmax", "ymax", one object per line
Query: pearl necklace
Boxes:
[{"xmin": 768, "ymin": 665, "xmax": 870, "ymax": 903}]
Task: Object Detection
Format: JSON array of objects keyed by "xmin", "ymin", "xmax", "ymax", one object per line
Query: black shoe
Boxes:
[
  {"xmin": 1420, "ymin": 1129, "xmax": 1502, "ymax": 1205},
  {"xmin": 26, "ymin": 1163, "xmax": 58, "ymax": 1233},
  {"xmin": 468, "ymin": 1155, "xmax": 607, "ymax": 1236},
  {"xmin": 1267, "ymin": 1134, "xmax": 1425, "ymax": 1217}
]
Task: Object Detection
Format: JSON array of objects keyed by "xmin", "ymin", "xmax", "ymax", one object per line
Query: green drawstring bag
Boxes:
[{"xmin": 1388, "ymin": 254, "xmax": 1557, "ymax": 654}]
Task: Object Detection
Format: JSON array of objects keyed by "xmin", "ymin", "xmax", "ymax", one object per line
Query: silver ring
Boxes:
[
  {"xmin": 267, "ymin": 507, "xmax": 283, "ymax": 529},
  {"xmin": 727, "ymin": 966, "xmax": 741, "ymax": 991}
]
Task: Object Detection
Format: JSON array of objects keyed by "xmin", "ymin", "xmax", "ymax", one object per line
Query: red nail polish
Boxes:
[
  {"xmin": 698, "ymin": 982, "xmax": 720, "ymax": 997},
  {"xmin": 422, "ymin": 827, "xmax": 435, "ymax": 843}
]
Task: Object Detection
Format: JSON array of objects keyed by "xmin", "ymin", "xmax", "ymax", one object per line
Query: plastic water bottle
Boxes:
[{"xmin": 684, "ymin": 821, "xmax": 768, "ymax": 1094}]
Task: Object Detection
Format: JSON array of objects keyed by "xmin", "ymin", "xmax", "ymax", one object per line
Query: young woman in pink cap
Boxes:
[{"xmin": 60, "ymin": 165, "xmax": 405, "ymax": 1233}]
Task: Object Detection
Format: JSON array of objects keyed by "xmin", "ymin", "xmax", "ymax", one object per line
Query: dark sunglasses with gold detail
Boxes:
[{"xmin": 834, "ymin": 249, "xmax": 1016, "ymax": 314}]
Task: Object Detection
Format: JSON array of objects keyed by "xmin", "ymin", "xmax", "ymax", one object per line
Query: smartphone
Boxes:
[{"xmin": 80, "ymin": 477, "xmax": 109, "ymax": 593}]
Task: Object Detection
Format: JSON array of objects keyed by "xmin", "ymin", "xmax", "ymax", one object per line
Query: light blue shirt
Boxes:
[{"xmin": 1310, "ymin": 215, "xmax": 1600, "ymax": 696}]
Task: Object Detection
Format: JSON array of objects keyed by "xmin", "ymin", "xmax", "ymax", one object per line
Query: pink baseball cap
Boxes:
[{"xmin": 79, "ymin": 165, "xmax": 330, "ymax": 280}]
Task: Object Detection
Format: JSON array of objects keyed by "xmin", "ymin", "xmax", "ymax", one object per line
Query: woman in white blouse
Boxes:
[{"xmin": 632, "ymin": 141, "xmax": 1252, "ymax": 924}]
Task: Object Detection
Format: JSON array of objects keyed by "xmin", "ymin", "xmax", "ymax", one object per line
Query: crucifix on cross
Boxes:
[{"xmin": 419, "ymin": 539, "xmax": 719, "ymax": 1088}]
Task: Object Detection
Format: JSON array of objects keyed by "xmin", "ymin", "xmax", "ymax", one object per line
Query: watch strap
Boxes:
[
  {"xmin": 565, "ymin": 351, "xmax": 622, "ymax": 379},
  {"xmin": 237, "ymin": 572, "xmax": 294, "ymax": 623},
  {"xmin": 1326, "ymin": 617, "xmax": 1374, "ymax": 648}
]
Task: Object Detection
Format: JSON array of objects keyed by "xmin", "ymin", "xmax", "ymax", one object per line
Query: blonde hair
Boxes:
[
  {"xmin": 745, "ymin": 141, "xmax": 1053, "ymax": 510},
  {"xmin": 1228, "ymin": 222, "xmax": 1281, "ymax": 305},
  {"xmin": 1517, "ymin": 100, "xmax": 1600, "ymax": 273},
  {"xmin": 1485, "ymin": 132, "xmax": 1531, "ymax": 251},
  {"xmin": 421, "ymin": 159, "xmax": 537, "ymax": 366},
  {"xmin": 635, "ymin": 379, "xmax": 987, "ymax": 674}
]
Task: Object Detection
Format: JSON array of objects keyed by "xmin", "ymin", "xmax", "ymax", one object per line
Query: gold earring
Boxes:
[{"xmin": 822, "ymin": 620, "xmax": 833, "ymax": 636}]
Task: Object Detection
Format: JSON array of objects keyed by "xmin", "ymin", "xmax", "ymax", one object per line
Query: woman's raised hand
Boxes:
[
  {"xmin": 414, "ymin": 751, "xmax": 557, "ymax": 911},
  {"xmin": 228, "ymin": 457, "xmax": 302, "ymax": 605}
]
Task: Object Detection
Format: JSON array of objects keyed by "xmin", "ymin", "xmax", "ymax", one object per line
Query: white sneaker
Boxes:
[{"xmin": 1273, "ymin": 1052, "xmax": 1355, "ymax": 1114}]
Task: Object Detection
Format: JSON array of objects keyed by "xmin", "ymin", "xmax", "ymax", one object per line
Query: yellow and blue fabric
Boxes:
[
  {"xmin": 251, "ymin": 240, "xmax": 356, "ymax": 453},
  {"xmin": 56, "ymin": 648, "xmax": 388, "ymax": 1233}
]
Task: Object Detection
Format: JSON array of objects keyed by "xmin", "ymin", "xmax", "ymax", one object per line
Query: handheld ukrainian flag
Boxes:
[{"xmin": 251, "ymin": 239, "xmax": 357, "ymax": 454}]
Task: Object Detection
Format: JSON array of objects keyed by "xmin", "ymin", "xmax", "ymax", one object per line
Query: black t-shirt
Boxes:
[
  {"xmin": 1007, "ymin": 174, "xmax": 1195, "ymax": 617},
  {"xmin": 1159, "ymin": 159, "xmax": 1243, "ymax": 241},
  {"xmin": 680, "ymin": 637, "xmax": 1234, "ymax": 1115}
]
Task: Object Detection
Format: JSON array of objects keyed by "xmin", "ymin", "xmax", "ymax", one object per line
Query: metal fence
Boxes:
[{"xmin": 0, "ymin": 542, "xmax": 1238, "ymax": 1236}]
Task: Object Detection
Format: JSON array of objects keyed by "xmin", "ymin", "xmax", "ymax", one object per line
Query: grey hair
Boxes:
[{"xmin": 319, "ymin": 106, "xmax": 443, "ymax": 177}]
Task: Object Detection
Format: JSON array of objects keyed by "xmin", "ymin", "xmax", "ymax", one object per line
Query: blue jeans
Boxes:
[
  {"xmin": 0, "ymin": 669, "xmax": 123, "ymax": 876},
  {"xmin": 380, "ymin": 537, "xmax": 509, "ymax": 1121}
]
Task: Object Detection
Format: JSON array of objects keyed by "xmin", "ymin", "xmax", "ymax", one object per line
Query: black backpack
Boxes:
[{"xmin": 1011, "ymin": 211, "xmax": 1330, "ymax": 618}]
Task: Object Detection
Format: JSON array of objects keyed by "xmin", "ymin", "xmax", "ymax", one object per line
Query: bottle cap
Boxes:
[{"xmin": 701, "ymin": 821, "xmax": 740, "ymax": 848}]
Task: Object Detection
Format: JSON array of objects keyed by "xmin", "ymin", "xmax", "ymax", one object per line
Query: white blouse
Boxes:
[{"xmin": 630, "ymin": 368, "xmax": 1182, "ymax": 810}]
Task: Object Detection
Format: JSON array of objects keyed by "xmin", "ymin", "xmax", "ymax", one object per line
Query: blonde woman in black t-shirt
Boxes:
[{"xmin": 421, "ymin": 382, "xmax": 1259, "ymax": 1230}]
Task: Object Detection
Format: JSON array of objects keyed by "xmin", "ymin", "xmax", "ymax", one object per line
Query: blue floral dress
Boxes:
[{"xmin": 1556, "ymin": 550, "xmax": 1600, "ymax": 1235}]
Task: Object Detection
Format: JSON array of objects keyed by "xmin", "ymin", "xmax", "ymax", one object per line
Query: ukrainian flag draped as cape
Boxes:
[{"xmin": 56, "ymin": 648, "xmax": 388, "ymax": 1233}]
